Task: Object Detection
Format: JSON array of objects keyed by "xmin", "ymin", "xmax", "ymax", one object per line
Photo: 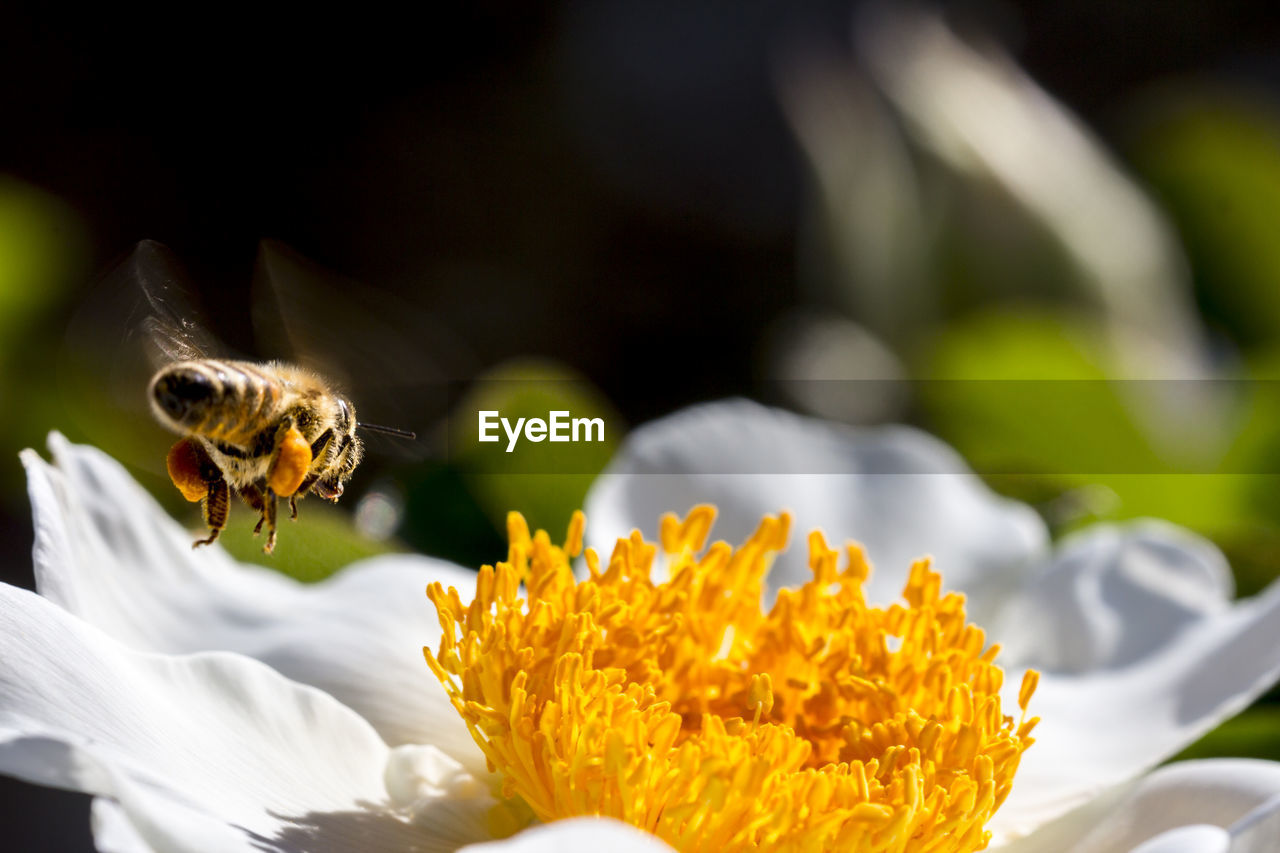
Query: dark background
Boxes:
[{"xmin": 2, "ymin": 2, "xmax": 1280, "ymax": 849}]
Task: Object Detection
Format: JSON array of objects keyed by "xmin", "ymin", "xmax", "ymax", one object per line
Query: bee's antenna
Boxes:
[{"xmin": 358, "ymin": 422, "xmax": 417, "ymax": 440}]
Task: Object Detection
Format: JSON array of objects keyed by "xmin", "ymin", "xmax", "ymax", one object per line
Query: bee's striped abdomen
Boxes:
[
  {"xmin": 149, "ymin": 359, "xmax": 284, "ymax": 447},
  {"xmin": 204, "ymin": 360, "xmax": 283, "ymax": 444}
]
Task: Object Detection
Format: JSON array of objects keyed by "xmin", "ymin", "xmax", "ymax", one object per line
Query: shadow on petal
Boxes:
[{"xmin": 251, "ymin": 801, "xmax": 499, "ymax": 853}]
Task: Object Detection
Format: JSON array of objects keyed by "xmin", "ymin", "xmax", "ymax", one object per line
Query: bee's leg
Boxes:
[
  {"xmin": 290, "ymin": 471, "xmax": 325, "ymax": 519},
  {"xmin": 194, "ymin": 477, "xmax": 230, "ymax": 549},
  {"xmin": 310, "ymin": 428, "xmax": 335, "ymax": 461},
  {"xmin": 167, "ymin": 438, "xmax": 227, "ymax": 548},
  {"xmin": 262, "ymin": 489, "xmax": 279, "ymax": 554},
  {"xmin": 240, "ymin": 484, "xmax": 267, "ymax": 536}
]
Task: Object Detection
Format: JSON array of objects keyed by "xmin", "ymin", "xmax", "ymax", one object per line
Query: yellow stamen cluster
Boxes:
[{"xmin": 425, "ymin": 507, "xmax": 1038, "ymax": 853}]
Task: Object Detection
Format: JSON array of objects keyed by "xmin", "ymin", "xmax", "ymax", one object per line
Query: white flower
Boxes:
[
  {"xmin": 1, "ymin": 404, "xmax": 1278, "ymax": 851},
  {"xmin": 587, "ymin": 401, "xmax": 1280, "ymax": 850}
]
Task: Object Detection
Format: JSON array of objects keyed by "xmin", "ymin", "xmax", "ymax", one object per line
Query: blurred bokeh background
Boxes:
[{"xmin": 3, "ymin": 1, "xmax": 1280, "ymax": 847}]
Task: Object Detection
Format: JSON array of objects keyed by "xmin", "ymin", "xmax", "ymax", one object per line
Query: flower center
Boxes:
[{"xmin": 425, "ymin": 507, "xmax": 1039, "ymax": 853}]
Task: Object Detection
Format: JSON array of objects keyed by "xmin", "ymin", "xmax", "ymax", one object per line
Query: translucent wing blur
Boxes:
[
  {"xmin": 128, "ymin": 240, "xmax": 222, "ymax": 367},
  {"xmin": 60, "ymin": 240, "xmax": 231, "ymax": 474},
  {"xmin": 250, "ymin": 240, "xmax": 476, "ymax": 458}
]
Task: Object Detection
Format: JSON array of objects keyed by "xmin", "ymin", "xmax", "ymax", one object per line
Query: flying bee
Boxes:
[
  {"xmin": 85, "ymin": 240, "xmax": 431, "ymax": 554},
  {"xmin": 149, "ymin": 358, "xmax": 414, "ymax": 553}
]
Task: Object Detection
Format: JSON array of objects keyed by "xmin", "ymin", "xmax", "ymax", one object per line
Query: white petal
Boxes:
[
  {"xmin": 994, "ymin": 573, "xmax": 1280, "ymax": 838},
  {"xmin": 0, "ymin": 582, "xmax": 370, "ymax": 847},
  {"xmin": 386, "ymin": 744, "xmax": 522, "ymax": 849},
  {"xmin": 584, "ymin": 400, "xmax": 1046, "ymax": 621},
  {"xmin": 999, "ymin": 759, "xmax": 1280, "ymax": 853},
  {"xmin": 990, "ymin": 524, "xmax": 1272, "ymax": 837},
  {"xmin": 1131, "ymin": 826, "xmax": 1230, "ymax": 853},
  {"xmin": 1230, "ymin": 792, "xmax": 1280, "ymax": 852},
  {"xmin": 91, "ymin": 798, "xmax": 154, "ymax": 853},
  {"xmin": 461, "ymin": 819, "xmax": 676, "ymax": 853},
  {"xmin": 0, "ymin": 583, "xmax": 500, "ymax": 853},
  {"xmin": 23, "ymin": 434, "xmax": 482, "ymax": 770},
  {"xmin": 994, "ymin": 522, "xmax": 1234, "ymax": 672}
]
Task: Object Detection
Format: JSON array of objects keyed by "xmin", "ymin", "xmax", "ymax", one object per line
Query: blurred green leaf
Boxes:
[
  {"xmin": 1128, "ymin": 90, "xmax": 1280, "ymax": 348},
  {"xmin": 1172, "ymin": 705, "xmax": 1280, "ymax": 763},
  {"xmin": 919, "ymin": 310, "xmax": 1254, "ymax": 534},
  {"xmin": 920, "ymin": 309, "xmax": 1110, "ymax": 382},
  {"xmin": 1217, "ymin": 526, "xmax": 1280, "ymax": 598},
  {"xmin": 0, "ymin": 178, "xmax": 90, "ymax": 501},
  {"xmin": 920, "ymin": 311, "xmax": 1156, "ymax": 475},
  {"xmin": 0, "ymin": 176, "xmax": 87, "ymax": 338}
]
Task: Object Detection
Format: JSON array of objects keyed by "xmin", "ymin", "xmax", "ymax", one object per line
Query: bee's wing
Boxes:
[
  {"xmin": 251, "ymin": 240, "xmax": 477, "ymax": 458},
  {"xmin": 127, "ymin": 240, "xmax": 222, "ymax": 367},
  {"xmin": 60, "ymin": 240, "xmax": 229, "ymax": 473}
]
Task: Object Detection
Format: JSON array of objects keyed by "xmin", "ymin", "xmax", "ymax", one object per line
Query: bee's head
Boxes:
[
  {"xmin": 313, "ymin": 396, "xmax": 363, "ymax": 501},
  {"xmin": 149, "ymin": 363, "xmax": 215, "ymax": 430}
]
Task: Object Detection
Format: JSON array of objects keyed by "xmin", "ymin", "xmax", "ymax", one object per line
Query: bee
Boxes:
[
  {"xmin": 122, "ymin": 241, "xmax": 419, "ymax": 553},
  {"xmin": 152, "ymin": 360, "xmax": 382, "ymax": 553}
]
